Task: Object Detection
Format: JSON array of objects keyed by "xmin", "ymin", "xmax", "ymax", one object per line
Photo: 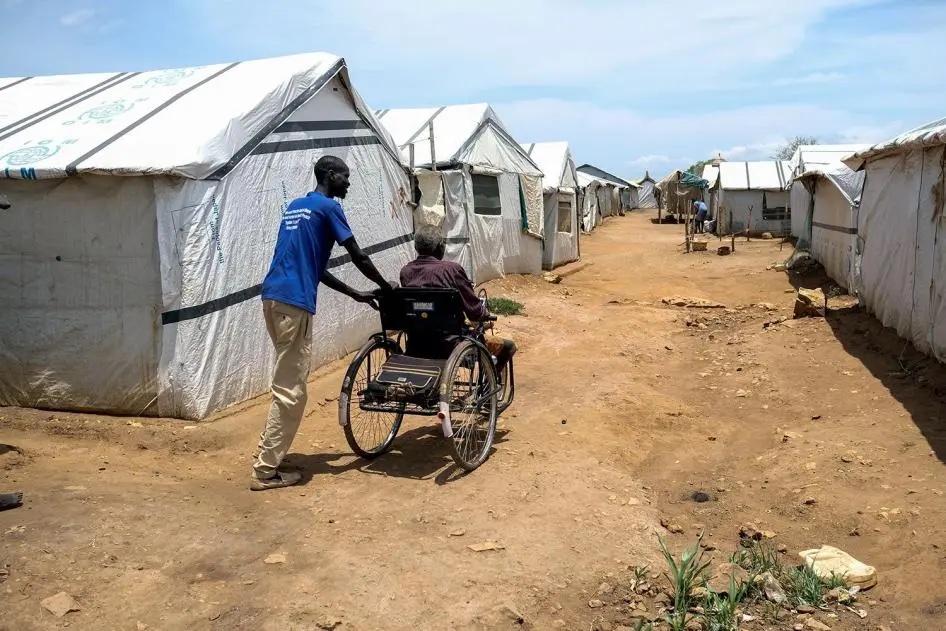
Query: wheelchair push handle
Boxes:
[{"xmin": 364, "ymin": 283, "xmax": 399, "ymax": 311}]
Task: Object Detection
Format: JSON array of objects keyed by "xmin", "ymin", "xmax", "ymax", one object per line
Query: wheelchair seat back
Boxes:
[{"xmin": 378, "ymin": 287, "xmax": 467, "ymax": 359}]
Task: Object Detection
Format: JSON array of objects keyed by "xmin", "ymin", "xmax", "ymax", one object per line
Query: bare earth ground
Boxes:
[{"xmin": 2, "ymin": 213, "xmax": 945, "ymax": 630}]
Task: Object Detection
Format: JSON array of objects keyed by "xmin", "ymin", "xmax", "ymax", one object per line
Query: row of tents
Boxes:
[
  {"xmin": 788, "ymin": 121, "xmax": 946, "ymax": 366},
  {"xmin": 0, "ymin": 52, "xmax": 654, "ymax": 420},
  {"xmin": 666, "ymin": 121, "xmax": 946, "ymax": 367}
]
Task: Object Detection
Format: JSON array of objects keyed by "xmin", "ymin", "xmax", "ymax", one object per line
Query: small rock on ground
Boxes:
[
  {"xmin": 40, "ymin": 592, "xmax": 80, "ymax": 617},
  {"xmin": 316, "ymin": 617, "xmax": 342, "ymax": 630}
]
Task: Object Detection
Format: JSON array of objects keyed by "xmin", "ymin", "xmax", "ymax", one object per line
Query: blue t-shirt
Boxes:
[
  {"xmin": 694, "ymin": 201, "xmax": 708, "ymax": 217},
  {"xmin": 261, "ymin": 191, "xmax": 354, "ymax": 314}
]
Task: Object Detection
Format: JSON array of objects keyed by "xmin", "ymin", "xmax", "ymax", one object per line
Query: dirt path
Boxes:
[{"xmin": 2, "ymin": 213, "xmax": 945, "ymax": 630}]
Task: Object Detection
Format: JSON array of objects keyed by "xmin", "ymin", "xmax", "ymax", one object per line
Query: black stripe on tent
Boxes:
[
  {"xmin": 65, "ymin": 63, "xmax": 241, "ymax": 176},
  {"xmin": 274, "ymin": 120, "xmax": 369, "ymax": 133},
  {"xmin": 324, "ymin": 231, "xmax": 414, "ymax": 268},
  {"xmin": 207, "ymin": 58, "xmax": 345, "ymax": 180},
  {"xmin": 160, "ymin": 231, "xmax": 414, "ymax": 325},
  {"xmin": 812, "ymin": 221, "xmax": 857, "ymax": 234},
  {"xmin": 161, "ymin": 283, "xmax": 263, "ymax": 325},
  {"xmin": 251, "ymin": 135, "xmax": 381, "ymax": 156},
  {"xmin": 0, "ymin": 77, "xmax": 32, "ymax": 93},
  {"xmin": 0, "ymin": 72, "xmax": 132, "ymax": 139},
  {"xmin": 401, "ymin": 106, "xmax": 446, "ymax": 149},
  {"xmin": 444, "ymin": 237, "xmax": 469, "ymax": 244}
]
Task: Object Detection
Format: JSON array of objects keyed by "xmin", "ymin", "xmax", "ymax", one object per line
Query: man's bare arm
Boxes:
[
  {"xmin": 340, "ymin": 237, "xmax": 394, "ymax": 291},
  {"xmin": 321, "ymin": 271, "xmax": 373, "ymax": 303}
]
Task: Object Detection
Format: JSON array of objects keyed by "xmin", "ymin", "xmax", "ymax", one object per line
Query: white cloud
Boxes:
[
  {"xmin": 495, "ymin": 99, "xmax": 903, "ymax": 175},
  {"xmin": 772, "ymin": 72, "xmax": 847, "ymax": 86},
  {"xmin": 184, "ymin": 0, "xmax": 877, "ymax": 95},
  {"xmin": 8, "ymin": 0, "xmax": 942, "ymax": 178},
  {"xmin": 628, "ymin": 155, "xmax": 674, "ymax": 166},
  {"xmin": 60, "ymin": 8, "xmax": 96, "ymax": 27},
  {"xmin": 98, "ymin": 19, "xmax": 123, "ymax": 34}
]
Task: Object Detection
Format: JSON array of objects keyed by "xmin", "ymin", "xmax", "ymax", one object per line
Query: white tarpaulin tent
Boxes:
[
  {"xmin": 843, "ymin": 117, "xmax": 946, "ymax": 362},
  {"xmin": 793, "ymin": 162, "xmax": 866, "ymax": 290},
  {"xmin": 633, "ymin": 171, "xmax": 658, "ymax": 209},
  {"xmin": 376, "ymin": 104, "xmax": 544, "ymax": 283},
  {"xmin": 577, "ymin": 164, "xmax": 637, "ymax": 214},
  {"xmin": 713, "ymin": 160, "xmax": 792, "ymax": 235},
  {"xmin": 787, "ymin": 144, "xmax": 869, "ymax": 239},
  {"xmin": 0, "ymin": 53, "xmax": 414, "ymax": 419},
  {"xmin": 577, "ymin": 171, "xmax": 605, "ymax": 232},
  {"xmin": 522, "ymin": 142, "xmax": 580, "ymax": 269}
]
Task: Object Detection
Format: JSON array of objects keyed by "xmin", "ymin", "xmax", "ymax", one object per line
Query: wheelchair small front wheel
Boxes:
[
  {"xmin": 442, "ymin": 340, "xmax": 498, "ymax": 471},
  {"xmin": 340, "ymin": 335, "xmax": 404, "ymax": 459},
  {"xmin": 496, "ymin": 360, "xmax": 515, "ymax": 415}
]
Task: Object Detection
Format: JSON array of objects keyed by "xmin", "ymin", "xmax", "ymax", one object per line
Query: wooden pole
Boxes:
[{"xmin": 428, "ymin": 121, "xmax": 437, "ymax": 171}]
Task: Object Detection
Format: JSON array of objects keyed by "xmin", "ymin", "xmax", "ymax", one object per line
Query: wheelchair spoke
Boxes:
[
  {"xmin": 341, "ymin": 340, "xmax": 404, "ymax": 458},
  {"xmin": 446, "ymin": 344, "xmax": 497, "ymax": 470}
]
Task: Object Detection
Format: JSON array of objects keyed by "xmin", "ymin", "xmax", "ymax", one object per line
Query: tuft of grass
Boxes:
[
  {"xmin": 486, "ymin": 296, "xmax": 523, "ymax": 316},
  {"xmin": 784, "ymin": 565, "xmax": 824, "ymax": 607},
  {"xmin": 732, "ymin": 540, "xmax": 781, "ymax": 577},
  {"xmin": 631, "ymin": 564, "xmax": 650, "ymax": 590},
  {"xmin": 823, "ymin": 572, "xmax": 848, "ymax": 590},
  {"xmin": 657, "ymin": 533, "xmax": 712, "ymax": 629},
  {"xmin": 631, "ymin": 621, "xmax": 654, "ymax": 631},
  {"xmin": 704, "ymin": 575, "xmax": 749, "ymax": 631}
]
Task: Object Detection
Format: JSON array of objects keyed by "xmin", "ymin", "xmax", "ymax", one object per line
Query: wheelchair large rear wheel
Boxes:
[
  {"xmin": 442, "ymin": 340, "xmax": 498, "ymax": 471},
  {"xmin": 340, "ymin": 335, "xmax": 404, "ymax": 459}
]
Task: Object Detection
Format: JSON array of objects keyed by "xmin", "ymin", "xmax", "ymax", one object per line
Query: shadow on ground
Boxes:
[
  {"xmin": 825, "ymin": 304, "xmax": 946, "ymax": 464},
  {"xmin": 284, "ymin": 426, "xmax": 510, "ymax": 486}
]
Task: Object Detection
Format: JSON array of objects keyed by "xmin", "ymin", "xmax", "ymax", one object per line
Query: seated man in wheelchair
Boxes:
[{"xmin": 399, "ymin": 224, "xmax": 517, "ymax": 375}]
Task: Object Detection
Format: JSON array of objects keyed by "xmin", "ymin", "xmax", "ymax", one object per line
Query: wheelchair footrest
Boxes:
[{"xmin": 370, "ymin": 355, "xmax": 445, "ymax": 399}]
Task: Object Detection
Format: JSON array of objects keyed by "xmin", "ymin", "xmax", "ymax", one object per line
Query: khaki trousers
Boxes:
[{"xmin": 253, "ymin": 300, "xmax": 313, "ymax": 480}]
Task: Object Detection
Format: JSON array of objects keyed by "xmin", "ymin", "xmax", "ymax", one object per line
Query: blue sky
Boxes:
[{"xmin": 2, "ymin": 0, "xmax": 944, "ymax": 179}]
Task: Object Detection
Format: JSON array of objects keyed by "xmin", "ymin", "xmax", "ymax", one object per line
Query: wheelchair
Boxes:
[{"xmin": 338, "ymin": 287, "xmax": 516, "ymax": 471}]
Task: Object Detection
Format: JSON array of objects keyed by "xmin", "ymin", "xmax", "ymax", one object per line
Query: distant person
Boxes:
[
  {"xmin": 654, "ymin": 187, "xmax": 662, "ymax": 211},
  {"xmin": 693, "ymin": 200, "xmax": 708, "ymax": 234},
  {"xmin": 400, "ymin": 225, "xmax": 517, "ymax": 376},
  {"xmin": 252, "ymin": 155, "xmax": 396, "ymax": 491}
]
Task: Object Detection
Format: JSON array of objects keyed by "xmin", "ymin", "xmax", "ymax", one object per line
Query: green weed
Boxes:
[
  {"xmin": 486, "ymin": 296, "xmax": 524, "ymax": 316},
  {"xmin": 703, "ymin": 574, "xmax": 750, "ymax": 631},
  {"xmin": 823, "ymin": 572, "xmax": 848, "ymax": 590},
  {"xmin": 784, "ymin": 565, "xmax": 824, "ymax": 607},
  {"xmin": 657, "ymin": 533, "xmax": 712, "ymax": 627},
  {"xmin": 732, "ymin": 540, "xmax": 781, "ymax": 578}
]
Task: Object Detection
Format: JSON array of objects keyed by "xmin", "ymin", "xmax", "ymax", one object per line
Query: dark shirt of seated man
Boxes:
[
  {"xmin": 399, "ymin": 257, "xmax": 486, "ymax": 322},
  {"xmin": 399, "ymin": 224, "xmax": 516, "ymax": 372}
]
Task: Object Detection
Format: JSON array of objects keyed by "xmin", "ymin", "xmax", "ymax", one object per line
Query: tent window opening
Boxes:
[
  {"xmin": 472, "ymin": 174, "xmax": 502, "ymax": 216},
  {"xmin": 557, "ymin": 199, "xmax": 572, "ymax": 233},
  {"xmin": 761, "ymin": 191, "xmax": 790, "ymax": 221}
]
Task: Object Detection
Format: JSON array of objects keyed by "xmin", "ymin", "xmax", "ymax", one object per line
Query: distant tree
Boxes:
[
  {"xmin": 687, "ymin": 159, "xmax": 712, "ymax": 175},
  {"xmin": 772, "ymin": 135, "xmax": 819, "ymax": 160}
]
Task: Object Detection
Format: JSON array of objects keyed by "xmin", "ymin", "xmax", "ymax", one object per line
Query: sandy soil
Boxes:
[{"xmin": 2, "ymin": 212, "xmax": 944, "ymax": 630}]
